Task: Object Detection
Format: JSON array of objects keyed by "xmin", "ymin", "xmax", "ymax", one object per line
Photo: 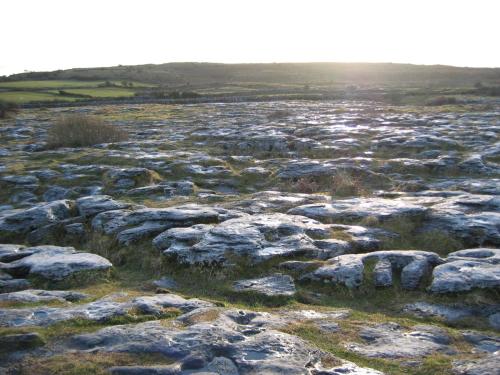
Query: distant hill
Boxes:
[{"xmin": 3, "ymin": 62, "xmax": 500, "ymax": 88}]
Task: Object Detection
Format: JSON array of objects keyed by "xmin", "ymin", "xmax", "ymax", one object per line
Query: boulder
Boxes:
[
  {"xmin": 76, "ymin": 195, "xmax": 130, "ymax": 217},
  {"xmin": 1, "ymin": 245, "xmax": 112, "ymax": 281},
  {"xmin": 306, "ymin": 250, "xmax": 442, "ymax": 290},
  {"xmin": 346, "ymin": 322, "xmax": 454, "ymax": 359},
  {"xmin": 155, "ymin": 213, "xmax": 334, "ymax": 265},
  {"xmin": 233, "ymin": 274, "xmax": 296, "ymax": 296},
  {"xmin": 289, "ymin": 197, "xmax": 427, "ymax": 223},
  {"xmin": 429, "ymin": 248, "xmax": 500, "ymax": 293},
  {"xmin": 0, "ymin": 200, "xmax": 73, "ymax": 234}
]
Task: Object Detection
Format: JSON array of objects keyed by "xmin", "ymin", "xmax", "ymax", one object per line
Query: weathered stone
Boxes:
[
  {"xmin": 1, "ymin": 175, "xmax": 39, "ymax": 185},
  {"xmin": 346, "ymin": 322, "xmax": 454, "ymax": 358},
  {"xmin": 76, "ymin": 195, "xmax": 131, "ymax": 217},
  {"xmin": 43, "ymin": 186, "xmax": 72, "ymax": 202},
  {"xmin": 402, "ymin": 302, "xmax": 500, "ymax": 325},
  {"xmin": 0, "ymin": 200, "xmax": 73, "ymax": 234},
  {"xmin": 429, "ymin": 248, "xmax": 500, "ymax": 293},
  {"xmin": 156, "ymin": 213, "xmax": 332, "ymax": 265},
  {"xmin": 373, "ymin": 259, "xmax": 393, "ymax": 287},
  {"xmin": 462, "ymin": 331, "xmax": 500, "ymax": 353},
  {"xmin": 306, "ymin": 250, "xmax": 441, "ymax": 289},
  {"xmin": 0, "ymin": 278, "xmax": 31, "ymax": 293},
  {"xmin": 453, "ymin": 355, "xmax": 500, "ymax": 375},
  {"xmin": 132, "ymin": 294, "xmax": 215, "ymax": 315},
  {"xmin": 1, "ymin": 245, "xmax": 112, "ymax": 281},
  {"xmin": 0, "ymin": 289, "xmax": 87, "ymax": 303},
  {"xmin": 233, "ymin": 274, "xmax": 296, "ymax": 296},
  {"xmin": 289, "ymin": 197, "xmax": 427, "ymax": 223}
]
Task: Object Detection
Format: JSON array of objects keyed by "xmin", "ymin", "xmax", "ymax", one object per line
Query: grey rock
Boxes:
[
  {"xmin": 109, "ymin": 366, "xmax": 180, "ymax": 374},
  {"xmin": 1, "ymin": 245, "xmax": 112, "ymax": 281},
  {"xmin": 69, "ymin": 316, "xmax": 381, "ymax": 375},
  {"xmin": 0, "ymin": 289, "xmax": 87, "ymax": 303},
  {"xmin": 0, "ymin": 244, "xmax": 31, "ymax": 262},
  {"xmin": 0, "ymin": 278, "xmax": 31, "ymax": 293},
  {"xmin": 105, "ymin": 167, "xmax": 157, "ymax": 191},
  {"xmin": 0, "ymin": 199, "xmax": 73, "ymax": 234},
  {"xmin": 10, "ymin": 191, "xmax": 38, "ymax": 205},
  {"xmin": 64, "ymin": 222, "xmax": 86, "ymax": 236},
  {"xmin": 429, "ymin": 249, "xmax": 500, "ymax": 293},
  {"xmin": 76, "ymin": 195, "xmax": 130, "ymax": 217},
  {"xmin": 373, "ymin": 259, "xmax": 393, "ymax": 287},
  {"xmin": 462, "ymin": 331, "xmax": 500, "ymax": 353},
  {"xmin": 117, "ymin": 221, "xmax": 170, "ymax": 246},
  {"xmin": 156, "ymin": 213, "xmax": 332, "ymax": 265},
  {"xmin": 163, "ymin": 181, "xmax": 195, "ymax": 197},
  {"xmin": 229, "ymin": 190, "xmax": 327, "ymax": 214},
  {"xmin": 402, "ymin": 302, "xmax": 497, "ymax": 323},
  {"xmin": 1, "ymin": 175, "xmax": 39, "ymax": 185},
  {"xmin": 132, "ymin": 294, "xmax": 215, "ymax": 315},
  {"xmin": 489, "ymin": 313, "xmax": 500, "ymax": 330},
  {"xmin": 153, "ymin": 277, "xmax": 178, "ymax": 290},
  {"xmin": 43, "ymin": 186, "xmax": 71, "ymax": 201},
  {"xmin": 347, "ymin": 322, "xmax": 454, "ymax": 359},
  {"xmin": 0, "ymin": 292, "xmax": 208, "ymax": 327},
  {"xmin": 306, "ymin": 250, "xmax": 441, "ymax": 289},
  {"xmin": 453, "ymin": 355, "xmax": 500, "ymax": 375},
  {"xmin": 0, "ymin": 297, "xmax": 131, "ymax": 327},
  {"xmin": 203, "ymin": 356, "xmax": 239, "ymax": 375},
  {"xmin": 233, "ymin": 274, "xmax": 296, "ymax": 296},
  {"xmin": 289, "ymin": 197, "xmax": 427, "ymax": 223}
]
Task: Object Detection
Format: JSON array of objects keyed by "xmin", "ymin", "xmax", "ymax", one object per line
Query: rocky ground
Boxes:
[{"xmin": 0, "ymin": 99, "xmax": 498, "ymax": 374}]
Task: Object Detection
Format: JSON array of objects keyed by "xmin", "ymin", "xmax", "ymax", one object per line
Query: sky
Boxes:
[{"xmin": 1, "ymin": 0, "xmax": 499, "ymax": 76}]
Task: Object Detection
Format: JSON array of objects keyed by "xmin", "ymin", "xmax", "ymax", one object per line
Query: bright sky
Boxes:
[{"xmin": 2, "ymin": 0, "xmax": 499, "ymax": 76}]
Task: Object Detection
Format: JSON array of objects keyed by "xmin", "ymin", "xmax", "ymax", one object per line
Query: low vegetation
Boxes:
[
  {"xmin": 0, "ymin": 100, "xmax": 18, "ymax": 118},
  {"xmin": 331, "ymin": 171, "xmax": 370, "ymax": 197},
  {"xmin": 46, "ymin": 114, "xmax": 128, "ymax": 148}
]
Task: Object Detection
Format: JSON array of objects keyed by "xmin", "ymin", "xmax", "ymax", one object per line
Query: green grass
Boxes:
[
  {"xmin": 0, "ymin": 80, "xmax": 154, "ymax": 89},
  {"xmin": 13, "ymin": 352, "xmax": 175, "ymax": 375},
  {"xmin": 49, "ymin": 88, "xmax": 136, "ymax": 98},
  {"xmin": 0, "ymin": 91, "xmax": 76, "ymax": 103}
]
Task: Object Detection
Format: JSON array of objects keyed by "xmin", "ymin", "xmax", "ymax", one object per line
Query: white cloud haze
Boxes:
[{"xmin": 2, "ymin": 0, "xmax": 499, "ymax": 76}]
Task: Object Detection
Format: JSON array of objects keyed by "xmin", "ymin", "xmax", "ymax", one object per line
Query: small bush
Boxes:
[
  {"xmin": 291, "ymin": 177, "xmax": 320, "ymax": 194},
  {"xmin": 46, "ymin": 114, "xmax": 128, "ymax": 148},
  {"xmin": 425, "ymin": 96, "xmax": 459, "ymax": 106},
  {"xmin": 0, "ymin": 100, "xmax": 19, "ymax": 118},
  {"xmin": 267, "ymin": 110, "xmax": 292, "ymax": 120},
  {"xmin": 331, "ymin": 171, "xmax": 368, "ymax": 197}
]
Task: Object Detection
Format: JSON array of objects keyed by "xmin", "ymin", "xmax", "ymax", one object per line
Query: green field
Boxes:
[
  {"xmin": 0, "ymin": 80, "xmax": 151, "ymax": 103},
  {"xmin": 0, "ymin": 80, "xmax": 154, "ymax": 89},
  {"xmin": 53, "ymin": 88, "xmax": 136, "ymax": 98},
  {"xmin": 0, "ymin": 91, "xmax": 75, "ymax": 103}
]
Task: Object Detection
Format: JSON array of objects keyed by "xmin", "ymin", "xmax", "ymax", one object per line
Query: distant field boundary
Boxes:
[{"xmin": 19, "ymin": 93, "xmax": 347, "ymax": 108}]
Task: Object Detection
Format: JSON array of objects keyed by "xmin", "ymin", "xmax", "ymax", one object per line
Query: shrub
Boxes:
[
  {"xmin": 425, "ymin": 96, "xmax": 459, "ymax": 106},
  {"xmin": 331, "ymin": 171, "xmax": 368, "ymax": 197},
  {"xmin": 0, "ymin": 100, "xmax": 19, "ymax": 119},
  {"xmin": 267, "ymin": 110, "xmax": 292, "ymax": 120},
  {"xmin": 291, "ymin": 177, "xmax": 320, "ymax": 194},
  {"xmin": 46, "ymin": 114, "xmax": 128, "ymax": 148}
]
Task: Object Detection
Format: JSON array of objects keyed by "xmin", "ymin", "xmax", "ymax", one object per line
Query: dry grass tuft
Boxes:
[
  {"xmin": 292, "ymin": 177, "xmax": 320, "ymax": 194},
  {"xmin": 46, "ymin": 114, "xmax": 128, "ymax": 148},
  {"xmin": 0, "ymin": 100, "xmax": 19, "ymax": 118},
  {"xmin": 331, "ymin": 171, "xmax": 369, "ymax": 197}
]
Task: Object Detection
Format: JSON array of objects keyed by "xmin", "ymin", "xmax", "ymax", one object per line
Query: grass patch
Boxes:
[
  {"xmin": 51, "ymin": 88, "xmax": 136, "ymax": 98},
  {"xmin": 46, "ymin": 114, "xmax": 129, "ymax": 148},
  {"xmin": 14, "ymin": 352, "xmax": 174, "ymax": 375},
  {"xmin": 0, "ymin": 91, "xmax": 76, "ymax": 104}
]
